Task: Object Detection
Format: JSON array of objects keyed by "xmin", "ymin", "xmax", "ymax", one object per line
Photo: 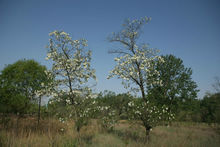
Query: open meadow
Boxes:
[
  {"xmin": 0, "ymin": 117, "xmax": 219, "ymax": 147},
  {"xmin": 1, "ymin": 1, "xmax": 220, "ymax": 147}
]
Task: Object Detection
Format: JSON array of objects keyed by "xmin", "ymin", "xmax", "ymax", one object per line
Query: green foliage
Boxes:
[
  {"xmin": 200, "ymin": 93, "xmax": 220, "ymax": 123},
  {"xmin": 0, "ymin": 59, "xmax": 49, "ymax": 115},
  {"xmin": 147, "ymin": 54, "xmax": 199, "ymax": 113},
  {"xmin": 0, "ymin": 86, "xmax": 27, "ymax": 114},
  {"xmin": 96, "ymin": 91, "xmax": 132, "ymax": 119}
]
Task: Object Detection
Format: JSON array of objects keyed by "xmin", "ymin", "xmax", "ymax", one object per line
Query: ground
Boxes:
[{"xmin": 0, "ymin": 117, "xmax": 220, "ymax": 147}]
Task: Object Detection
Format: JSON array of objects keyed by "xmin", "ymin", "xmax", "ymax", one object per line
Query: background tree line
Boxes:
[{"xmin": 0, "ymin": 57, "xmax": 219, "ymax": 124}]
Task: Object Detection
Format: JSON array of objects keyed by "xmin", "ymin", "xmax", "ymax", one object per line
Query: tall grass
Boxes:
[{"xmin": 0, "ymin": 117, "xmax": 219, "ymax": 147}]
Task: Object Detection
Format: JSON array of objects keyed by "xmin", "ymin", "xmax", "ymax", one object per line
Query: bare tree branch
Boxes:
[
  {"xmin": 213, "ymin": 76, "xmax": 220, "ymax": 93},
  {"xmin": 108, "ymin": 49, "xmax": 131, "ymax": 56}
]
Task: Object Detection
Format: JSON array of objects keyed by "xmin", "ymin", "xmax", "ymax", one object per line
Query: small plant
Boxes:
[
  {"xmin": 127, "ymin": 99, "xmax": 174, "ymax": 137},
  {"xmin": 96, "ymin": 105, "xmax": 118, "ymax": 131}
]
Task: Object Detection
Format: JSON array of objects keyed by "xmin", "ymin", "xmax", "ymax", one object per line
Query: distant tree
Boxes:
[
  {"xmin": 147, "ymin": 54, "xmax": 199, "ymax": 112},
  {"xmin": 102, "ymin": 90, "xmax": 116, "ymax": 98},
  {"xmin": 96, "ymin": 90, "xmax": 115, "ymax": 106},
  {"xmin": 176, "ymin": 98, "xmax": 201, "ymax": 122},
  {"xmin": 113, "ymin": 93, "xmax": 133, "ymax": 118},
  {"xmin": 199, "ymin": 78, "xmax": 220, "ymax": 124},
  {"xmin": 213, "ymin": 77, "xmax": 220, "ymax": 93},
  {"xmin": 200, "ymin": 93, "xmax": 220, "ymax": 123},
  {"xmin": 96, "ymin": 91, "xmax": 133, "ymax": 119}
]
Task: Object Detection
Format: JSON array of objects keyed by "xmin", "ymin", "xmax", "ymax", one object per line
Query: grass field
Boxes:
[{"xmin": 0, "ymin": 117, "xmax": 220, "ymax": 147}]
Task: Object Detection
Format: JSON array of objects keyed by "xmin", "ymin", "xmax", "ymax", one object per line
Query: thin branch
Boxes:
[
  {"xmin": 129, "ymin": 75, "xmax": 141, "ymax": 87},
  {"xmin": 109, "ymin": 39, "xmax": 131, "ymax": 48},
  {"xmin": 108, "ymin": 49, "xmax": 131, "ymax": 56}
]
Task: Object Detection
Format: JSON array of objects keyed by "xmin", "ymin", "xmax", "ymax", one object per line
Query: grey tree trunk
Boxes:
[{"xmin": 37, "ymin": 96, "xmax": 41, "ymax": 126}]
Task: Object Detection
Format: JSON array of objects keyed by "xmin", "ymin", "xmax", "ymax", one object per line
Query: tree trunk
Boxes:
[
  {"xmin": 76, "ymin": 126, "xmax": 80, "ymax": 132},
  {"xmin": 37, "ymin": 96, "xmax": 41, "ymax": 126},
  {"xmin": 140, "ymin": 85, "xmax": 146, "ymax": 102},
  {"xmin": 144, "ymin": 125, "xmax": 152, "ymax": 142},
  {"xmin": 145, "ymin": 128, "xmax": 150, "ymax": 141}
]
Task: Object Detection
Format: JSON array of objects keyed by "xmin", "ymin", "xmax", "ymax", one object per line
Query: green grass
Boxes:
[{"xmin": 0, "ymin": 117, "xmax": 220, "ymax": 147}]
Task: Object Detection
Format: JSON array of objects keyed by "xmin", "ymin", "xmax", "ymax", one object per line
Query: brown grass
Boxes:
[{"xmin": 0, "ymin": 117, "xmax": 220, "ymax": 147}]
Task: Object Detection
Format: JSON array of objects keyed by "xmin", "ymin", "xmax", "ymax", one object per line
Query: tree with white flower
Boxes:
[
  {"xmin": 95, "ymin": 105, "xmax": 118, "ymax": 131},
  {"xmin": 46, "ymin": 30, "xmax": 96, "ymax": 132},
  {"xmin": 107, "ymin": 17, "xmax": 173, "ymax": 138},
  {"xmin": 127, "ymin": 99, "xmax": 174, "ymax": 137},
  {"xmin": 107, "ymin": 17, "xmax": 164, "ymax": 101}
]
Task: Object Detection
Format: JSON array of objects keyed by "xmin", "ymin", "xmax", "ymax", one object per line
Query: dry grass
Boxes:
[{"xmin": 0, "ymin": 117, "xmax": 220, "ymax": 147}]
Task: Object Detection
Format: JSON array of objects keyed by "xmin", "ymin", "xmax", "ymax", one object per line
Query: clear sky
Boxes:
[{"xmin": 0, "ymin": 0, "xmax": 220, "ymax": 99}]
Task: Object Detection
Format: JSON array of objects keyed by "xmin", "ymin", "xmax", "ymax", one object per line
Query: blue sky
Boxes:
[{"xmin": 0, "ymin": 0, "xmax": 220, "ymax": 98}]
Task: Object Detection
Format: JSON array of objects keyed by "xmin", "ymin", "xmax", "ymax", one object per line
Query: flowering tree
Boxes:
[
  {"xmin": 107, "ymin": 17, "xmax": 164, "ymax": 101},
  {"xmin": 46, "ymin": 30, "xmax": 96, "ymax": 132},
  {"xmin": 107, "ymin": 17, "xmax": 173, "ymax": 138}
]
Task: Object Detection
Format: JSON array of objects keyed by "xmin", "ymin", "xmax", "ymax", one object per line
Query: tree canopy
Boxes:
[
  {"xmin": 147, "ymin": 54, "xmax": 199, "ymax": 112},
  {"xmin": 0, "ymin": 59, "xmax": 48, "ymax": 114}
]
